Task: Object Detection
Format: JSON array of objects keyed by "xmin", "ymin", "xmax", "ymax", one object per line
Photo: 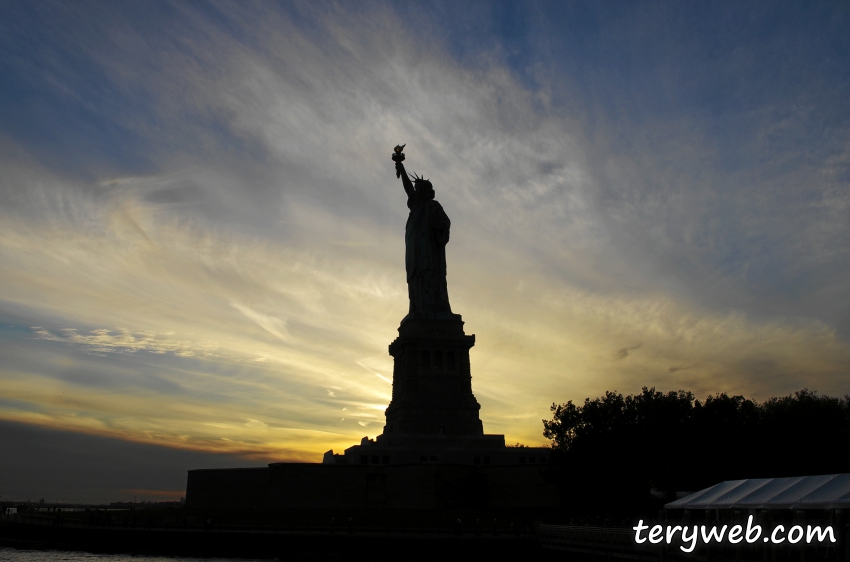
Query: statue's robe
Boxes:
[{"xmin": 405, "ymin": 191, "xmax": 452, "ymax": 317}]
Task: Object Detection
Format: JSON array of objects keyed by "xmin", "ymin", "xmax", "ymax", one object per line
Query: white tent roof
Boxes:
[{"xmin": 666, "ymin": 474, "xmax": 850, "ymax": 510}]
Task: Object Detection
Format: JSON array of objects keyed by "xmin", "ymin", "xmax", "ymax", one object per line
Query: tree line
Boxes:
[{"xmin": 541, "ymin": 388, "xmax": 850, "ymax": 517}]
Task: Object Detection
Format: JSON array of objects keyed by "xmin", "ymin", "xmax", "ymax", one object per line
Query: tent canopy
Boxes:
[{"xmin": 666, "ymin": 474, "xmax": 850, "ymax": 510}]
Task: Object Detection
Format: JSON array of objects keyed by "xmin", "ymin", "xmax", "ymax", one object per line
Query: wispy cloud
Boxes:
[
  {"xmin": 615, "ymin": 344, "xmax": 642, "ymax": 360},
  {"xmin": 33, "ymin": 327, "xmax": 220, "ymax": 358}
]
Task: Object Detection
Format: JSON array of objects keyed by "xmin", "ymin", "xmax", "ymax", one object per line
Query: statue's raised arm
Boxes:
[{"xmin": 392, "ymin": 144, "xmax": 414, "ymax": 197}]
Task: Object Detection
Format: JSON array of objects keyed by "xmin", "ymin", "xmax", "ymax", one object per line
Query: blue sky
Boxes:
[{"xmin": 0, "ymin": 1, "xmax": 848, "ymax": 502}]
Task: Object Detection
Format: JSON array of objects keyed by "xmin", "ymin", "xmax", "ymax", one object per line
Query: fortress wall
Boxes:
[
  {"xmin": 184, "ymin": 467, "xmax": 270, "ymax": 509},
  {"xmin": 185, "ymin": 464, "xmax": 559, "ymax": 510}
]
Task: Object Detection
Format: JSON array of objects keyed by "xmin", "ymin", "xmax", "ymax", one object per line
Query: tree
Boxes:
[{"xmin": 543, "ymin": 387, "xmax": 850, "ymax": 517}]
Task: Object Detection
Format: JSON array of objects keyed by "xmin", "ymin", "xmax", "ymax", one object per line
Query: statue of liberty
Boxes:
[{"xmin": 391, "ymin": 145, "xmax": 454, "ymax": 320}]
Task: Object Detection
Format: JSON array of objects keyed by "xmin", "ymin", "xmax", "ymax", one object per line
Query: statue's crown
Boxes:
[{"xmin": 408, "ymin": 170, "xmax": 430, "ymax": 184}]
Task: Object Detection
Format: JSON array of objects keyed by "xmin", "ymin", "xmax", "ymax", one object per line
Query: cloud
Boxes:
[
  {"xmin": 0, "ymin": 419, "xmax": 267, "ymax": 503},
  {"xmin": 32, "ymin": 327, "xmax": 220, "ymax": 358},
  {"xmin": 615, "ymin": 344, "xmax": 642, "ymax": 360},
  {"xmin": 230, "ymin": 302, "xmax": 290, "ymax": 344}
]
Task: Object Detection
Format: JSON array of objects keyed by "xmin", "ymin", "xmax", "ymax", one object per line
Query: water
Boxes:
[{"xmin": 0, "ymin": 549, "xmax": 269, "ymax": 562}]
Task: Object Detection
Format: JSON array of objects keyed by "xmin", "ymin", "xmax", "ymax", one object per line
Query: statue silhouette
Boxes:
[{"xmin": 392, "ymin": 149, "xmax": 453, "ymax": 320}]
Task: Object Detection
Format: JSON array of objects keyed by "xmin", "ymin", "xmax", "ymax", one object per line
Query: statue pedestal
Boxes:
[
  {"xmin": 383, "ymin": 316, "xmax": 482, "ymax": 437},
  {"xmin": 324, "ymin": 316, "xmax": 552, "ymax": 468}
]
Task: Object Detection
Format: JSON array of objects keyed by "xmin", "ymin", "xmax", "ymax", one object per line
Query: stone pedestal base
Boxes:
[
  {"xmin": 321, "ymin": 315, "xmax": 553, "ymax": 468},
  {"xmin": 382, "ymin": 316, "xmax": 482, "ymax": 437},
  {"xmin": 331, "ymin": 436, "xmax": 551, "ymax": 468}
]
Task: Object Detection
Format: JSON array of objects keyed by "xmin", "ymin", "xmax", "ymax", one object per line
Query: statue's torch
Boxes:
[{"xmin": 392, "ymin": 144, "xmax": 406, "ymax": 178}]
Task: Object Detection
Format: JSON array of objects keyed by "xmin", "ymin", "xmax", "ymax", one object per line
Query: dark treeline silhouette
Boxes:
[{"xmin": 542, "ymin": 388, "xmax": 850, "ymax": 519}]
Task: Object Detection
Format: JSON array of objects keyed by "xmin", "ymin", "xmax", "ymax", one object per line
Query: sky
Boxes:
[{"xmin": 1, "ymin": 1, "xmax": 849, "ymax": 503}]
